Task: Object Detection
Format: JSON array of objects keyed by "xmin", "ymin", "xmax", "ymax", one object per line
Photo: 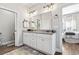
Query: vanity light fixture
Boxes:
[
  {"xmin": 28, "ymin": 10, "xmax": 37, "ymax": 17},
  {"xmin": 43, "ymin": 3, "xmax": 54, "ymax": 12},
  {"xmin": 43, "ymin": 3, "xmax": 54, "ymax": 9},
  {"xmin": 29, "ymin": 10, "xmax": 36, "ymax": 14}
]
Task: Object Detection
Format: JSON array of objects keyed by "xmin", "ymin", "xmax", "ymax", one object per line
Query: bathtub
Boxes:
[{"xmin": 63, "ymin": 31, "xmax": 79, "ymax": 43}]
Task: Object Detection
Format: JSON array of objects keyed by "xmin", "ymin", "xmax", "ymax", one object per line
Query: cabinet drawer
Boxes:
[
  {"xmin": 23, "ymin": 33, "xmax": 32, "ymax": 36},
  {"xmin": 37, "ymin": 34, "xmax": 51, "ymax": 39}
]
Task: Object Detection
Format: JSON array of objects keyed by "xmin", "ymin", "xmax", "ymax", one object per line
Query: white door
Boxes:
[{"xmin": 0, "ymin": 9, "xmax": 15, "ymax": 44}]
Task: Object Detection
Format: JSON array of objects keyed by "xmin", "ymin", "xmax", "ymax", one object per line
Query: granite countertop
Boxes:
[{"xmin": 23, "ymin": 30, "xmax": 56, "ymax": 35}]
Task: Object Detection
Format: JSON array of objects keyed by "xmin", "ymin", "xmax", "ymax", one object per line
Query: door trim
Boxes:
[{"xmin": 0, "ymin": 7, "xmax": 17, "ymax": 45}]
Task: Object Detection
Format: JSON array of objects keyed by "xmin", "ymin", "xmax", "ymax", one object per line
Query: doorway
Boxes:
[
  {"xmin": 0, "ymin": 8, "xmax": 16, "ymax": 46},
  {"xmin": 62, "ymin": 4, "xmax": 79, "ymax": 55}
]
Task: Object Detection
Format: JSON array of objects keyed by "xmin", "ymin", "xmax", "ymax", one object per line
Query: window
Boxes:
[{"xmin": 63, "ymin": 15, "xmax": 76, "ymax": 31}]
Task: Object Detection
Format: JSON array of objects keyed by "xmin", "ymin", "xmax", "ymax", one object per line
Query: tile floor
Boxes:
[
  {"xmin": 0, "ymin": 45, "xmax": 45, "ymax": 55},
  {"xmin": 4, "ymin": 45, "xmax": 45, "ymax": 55},
  {"xmin": 0, "ymin": 44, "xmax": 61, "ymax": 55}
]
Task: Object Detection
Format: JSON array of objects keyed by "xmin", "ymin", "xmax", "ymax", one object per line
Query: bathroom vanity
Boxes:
[{"xmin": 22, "ymin": 30, "xmax": 56, "ymax": 54}]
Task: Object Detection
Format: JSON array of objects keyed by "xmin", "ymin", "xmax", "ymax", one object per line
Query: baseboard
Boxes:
[
  {"xmin": 15, "ymin": 43, "xmax": 23, "ymax": 47},
  {"xmin": 2, "ymin": 40, "xmax": 14, "ymax": 45},
  {"xmin": 56, "ymin": 48, "xmax": 62, "ymax": 53}
]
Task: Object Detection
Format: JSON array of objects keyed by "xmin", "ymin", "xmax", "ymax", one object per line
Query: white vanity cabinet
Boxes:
[
  {"xmin": 23, "ymin": 33, "xmax": 31, "ymax": 46},
  {"xmin": 23, "ymin": 32, "xmax": 56, "ymax": 54},
  {"xmin": 30, "ymin": 33, "xmax": 37, "ymax": 48},
  {"xmin": 23, "ymin": 32, "xmax": 37, "ymax": 48},
  {"xmin": 37, "ymin": 34, "xmax": 52, "ymax": 54}
]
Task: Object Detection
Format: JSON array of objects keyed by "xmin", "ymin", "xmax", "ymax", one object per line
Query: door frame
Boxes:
[{"xmin": 0, "ymin": 7, "xmax": 17, "ymax": 45}]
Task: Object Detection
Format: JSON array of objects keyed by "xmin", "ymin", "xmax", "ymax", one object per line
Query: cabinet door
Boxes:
[
  {"xmin": 42, "ymin": 37, "xmax": 51, "ymax": 53},
  {"xmin": 37, "ymin": 36, "xmax": 44, "ymax": 51},
  {"xmin": 37, "ymin": 34, "xmax": 52, "ymax": 53},
  {"xmin": 30, "ymin": 33, "xmax": 37, "ymax": 48},
  {"xmin": 23, "ymin": 33, "xmax": 31, "ymax": 46}
]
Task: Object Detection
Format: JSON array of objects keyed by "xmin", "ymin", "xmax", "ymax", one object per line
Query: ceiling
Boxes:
[
  {"xmin": 0, "ymin": 3, "xmax": 41, "ymax": 9},
  {"xmin": 18, "ymin": 3, "xmax": 76, "ymax": 9},
  {"xmin": 22, "ymin": 3, "xmax": 41, "ymax": 8},
  {"xmin": 0, "ymin": 3, "xmax": 76, "ymax": 9}
]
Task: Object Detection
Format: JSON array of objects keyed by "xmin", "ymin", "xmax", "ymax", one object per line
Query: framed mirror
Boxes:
[
  {"xmin": 23, "ymin": 19, "xmax": 29, "ymax": 28},
  {"xmin": 30, "ymin": 21, "xmax": 37, "ymax": 29}
]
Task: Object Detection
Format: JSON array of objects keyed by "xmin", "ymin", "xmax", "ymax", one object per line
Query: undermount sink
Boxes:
[{"xmin": 27, "ymin": 29, "xmax": 56, "ymax": 33}]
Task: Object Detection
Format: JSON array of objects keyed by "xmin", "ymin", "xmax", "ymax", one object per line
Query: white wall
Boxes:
[
  {"xmin": 51, "ymin": 4, "xmax": 62, "ymax": 52},
  {"xmin": 0, "ymin": 3, "xmax": 28, "ymax": 46}
]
